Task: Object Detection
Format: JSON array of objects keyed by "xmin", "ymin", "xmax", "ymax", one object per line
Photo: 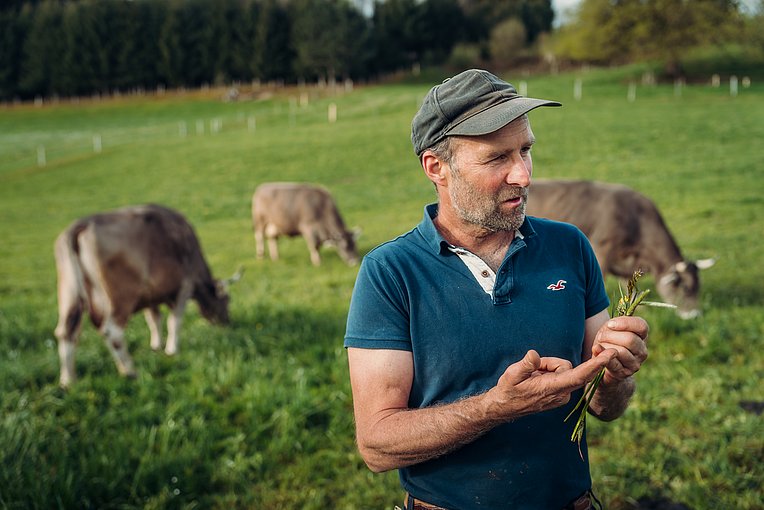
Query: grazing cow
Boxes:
[
  {"xmin": 526, "ymin": 179, "xmax": 715, "ymax": 319},
  {"xmin": 252, "ymin": 182, "xmax": 360, "ymax": 266},
  {"xmin": 54, "ymin": 204, "xmax": 236, "ymax": 387}
]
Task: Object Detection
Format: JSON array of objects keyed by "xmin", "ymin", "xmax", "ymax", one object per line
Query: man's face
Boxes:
[{"xmin": 445, "ymin": 117, "xmax": 535, "ymax": 232}]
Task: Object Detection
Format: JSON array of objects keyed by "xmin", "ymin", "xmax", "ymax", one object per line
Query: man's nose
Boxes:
[{"xmin": 505, "ymin": 154, "xmax": 531, "ymax": 187}]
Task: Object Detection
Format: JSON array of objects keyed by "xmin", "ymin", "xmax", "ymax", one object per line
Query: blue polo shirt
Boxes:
[{"xmin": 345, "ymin": 204, "xmax": 609, "ymax": 509}]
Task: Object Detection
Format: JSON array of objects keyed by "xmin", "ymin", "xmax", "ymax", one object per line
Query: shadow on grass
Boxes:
[
  {"xmin": 222, "ymin": 301, "xmax": 348, "ymax": 358},
  {"xmin": 704, "ymin": 280, "xmax": 764, "ymax": 309}
]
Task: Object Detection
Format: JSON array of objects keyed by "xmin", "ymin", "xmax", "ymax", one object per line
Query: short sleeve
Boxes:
[
  {"xmin": 344, "ymin": 254, "xmax": 412, "ymax": 351},
  {"xmin": 580, "ymin": 232, "xmax": 610, "ymax": 318}
]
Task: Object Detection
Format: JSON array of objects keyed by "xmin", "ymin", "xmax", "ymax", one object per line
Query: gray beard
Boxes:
[{"xmin": 449, "ymin": 175, "xmax": 528, "ymax": 232}]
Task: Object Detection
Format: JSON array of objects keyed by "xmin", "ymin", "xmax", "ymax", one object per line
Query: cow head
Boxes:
[
  {"xmin": 195, "ymin": 268, "xmax": 242, "ymax": 325},
  {"xmin": 657, "ymin": 258, "xmax": 715, "ymax": 319},
  {"xmin": 335, "ymin": 228, "xmax": 361, "ymax": 266},
  {"xmin": 196, "ymin": 281, "xmax": 230, "ymax": 324}
]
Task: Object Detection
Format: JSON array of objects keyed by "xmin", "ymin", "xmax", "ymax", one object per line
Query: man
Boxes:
[{"xmin": 344, "ymin": 69, "xmax": 649, "ymax": 510}]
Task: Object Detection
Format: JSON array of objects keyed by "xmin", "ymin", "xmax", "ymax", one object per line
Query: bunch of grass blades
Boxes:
[{"xmin": 564, "ymin": 269, "xmax": 674, "ymax": 457}]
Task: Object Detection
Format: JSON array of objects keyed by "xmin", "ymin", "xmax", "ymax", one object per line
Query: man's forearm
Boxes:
[
  {"xmin": 589, "ymin": 375, "xmax": 636, "ymax": 421},
  {"xmin": 358, "ymin": 393, "xmax": 503, "ymax": 472}
]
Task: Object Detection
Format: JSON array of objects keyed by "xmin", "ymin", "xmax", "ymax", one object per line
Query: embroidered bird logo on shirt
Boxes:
[{"xmin": 547, "ymin": 280, "xmax": 567, "ymax": 291}]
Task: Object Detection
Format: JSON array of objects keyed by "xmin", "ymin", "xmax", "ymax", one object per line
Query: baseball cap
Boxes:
[{"xmin": 411, "ymin": 69, "xmax": 561, "ymax": 156}]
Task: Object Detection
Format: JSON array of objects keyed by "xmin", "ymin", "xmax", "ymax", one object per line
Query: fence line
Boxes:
[
  {"xmin": 2, "ymin": 75, "xmax": 754, "ymax": 175},
  {"xmin": 0, "ymin": 100, "xmax": 343, "ymax": 174}
]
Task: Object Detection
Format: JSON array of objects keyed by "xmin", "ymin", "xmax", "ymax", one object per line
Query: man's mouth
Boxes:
[{"xmin": 502, "ymin": 194, "xmax": 526, "ymax": 207}]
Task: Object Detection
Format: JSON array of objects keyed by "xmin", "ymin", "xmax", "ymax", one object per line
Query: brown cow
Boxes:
[
  {"xmin": 54, "ymin": 204, "xmax": 236, "ymax": 387},
  {"xmin": 252, "ymin": 182, "xmax": 360, "ymax": 266},
  {"xmin": 526, "ymin": 179, "xmax": 714, "ymax": 319}
]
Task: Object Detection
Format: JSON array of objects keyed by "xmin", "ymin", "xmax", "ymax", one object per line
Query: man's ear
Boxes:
[{"xmin": 421, "ymin": 150, "xmax": 448, "ymax": 186}]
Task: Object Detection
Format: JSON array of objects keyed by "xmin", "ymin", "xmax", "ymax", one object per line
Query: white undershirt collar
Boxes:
[{"xmin": 445, "ymin": 229, "xmax": 523, "ymax": 295}]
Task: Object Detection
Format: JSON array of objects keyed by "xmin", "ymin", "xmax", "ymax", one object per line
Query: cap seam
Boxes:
[{"xmin": 433, "ymin": 86, "xmax": 450, "ymax": 124}]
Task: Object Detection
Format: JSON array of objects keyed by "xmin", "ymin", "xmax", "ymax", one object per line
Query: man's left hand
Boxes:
[{"xmin": 591, "ymin": 316, "xmax": 649, "ymax": 384}]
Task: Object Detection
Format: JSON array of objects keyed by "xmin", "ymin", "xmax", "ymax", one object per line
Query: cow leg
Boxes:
[
  {"xmin": 54, "ymin": 304, "xmax": 82, "ymax": 388},
  {"xmin": 54, "ymin": 266, "xmax": 84, "ymax": 388},
  {"xmin": 144, "ymin": 307, "xmax": 163, "ymax": 351},
  {"xmin": 165, "ymin": 282, "xmax": 192, "ymax": 356},
  {"xmin": 265, "ymin": 224, "xmax": 280, "ymax": 261},
  {"xmin": 102, "ymin": 319, "xmax": 136, "ymax": 379},
  {"xmin": 254, "ymin": 227, "xmax": 265, "ymax": 259},
  {"xmin": 303, "ymin": 230, "xmax": 322, "ymax": 266},
  {"xmin": 165, "ymin": 305, "xmax": 184, "ymax": 356}
]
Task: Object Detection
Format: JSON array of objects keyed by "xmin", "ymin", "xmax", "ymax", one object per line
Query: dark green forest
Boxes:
[
  {"xmin": 3, "ymin": 0, "xmax": 761, "ymax": 102},
  {"xmin": 0, "ymin": 0, "xmax": 554, "ymax": 100}
]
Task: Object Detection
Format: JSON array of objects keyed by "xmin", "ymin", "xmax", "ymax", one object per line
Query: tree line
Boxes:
[
  {"xmin": 0, "ymin": 0, "xmax": 554, "ymax": 101},
  {"xmin": 548, "ymin": 0, "xmax": 764, "ymax": 79}
]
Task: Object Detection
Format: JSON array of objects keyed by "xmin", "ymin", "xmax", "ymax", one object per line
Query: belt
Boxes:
[
  {"xmin": 401, "ymin": 491, "xmax": 595, "ymax": 510},
  {"xmin": 403, "ymin": 493, "xmax": 447, "ymax": 510},
  {"xmin": 565, "ymin": 492, "xmax": 593, "ymax": 510}
]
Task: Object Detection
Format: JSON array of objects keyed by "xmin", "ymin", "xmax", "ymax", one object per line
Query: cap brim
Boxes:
[{"xmin": 445, "ymin": 97, "xmax": 561, "ymax": 137}]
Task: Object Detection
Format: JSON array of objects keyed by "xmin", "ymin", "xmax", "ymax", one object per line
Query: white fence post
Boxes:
[
  {"xmin": 37, "ymin": 146, "xmax": 46, "ymax": 167},
  {"xmin": 93, "ymin": 134, "xmax": 102, "ymax": 153},
  {"xmin": 730, "ymin": 75, "xmax": 738, "ymax": 97},
  {"xmin": 328, "ymin": 103, "xmax": 337, "ymax": 123},
  {"xmin": 627, "ymin": 82, "xmax": 637, "ymax": 102},
  {"xmin": 574, "ymin": 78, "xmax": 582, "ymax": 101}
]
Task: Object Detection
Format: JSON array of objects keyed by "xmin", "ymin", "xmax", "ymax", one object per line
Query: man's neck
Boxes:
[{"xmin": 433, "ymin": 212, "xmax": 516, "ymax": 272}]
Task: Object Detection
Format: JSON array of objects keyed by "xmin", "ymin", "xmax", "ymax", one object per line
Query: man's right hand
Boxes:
[{"xmin": 485, "ymin": 349, "xmax": 617, "ymax": 421}]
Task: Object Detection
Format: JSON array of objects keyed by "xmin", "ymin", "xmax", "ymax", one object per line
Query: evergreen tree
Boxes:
[
  {"xmin": 20, "ymin": 0, "xmax": 66, "ymax": 98},
  {"xmin": 371, "ymin": 0, "xmax": 418, "ymax": 73},
  {"xmin": 223, "ymin": 0, "xmax": 254, "ymax": 82},
  {"xmin": 158, "ymin": 0, "xmax": 183, "ymax": 87},
  {"xmin": 290, "ymin": 0, "xmax": 370, "ymax": 81},
  {"xmin": 412, "ymin": 0, "xmax": 466, "ymax": 65},
  {"xmin": 460, "ymin": 0, "xmax": 554, "ymax": 43},
  {"xmin": 127, "ymin": 0, "xmax": 167, "ymax": 90},
  {"xmin": 253, "ymin": 0, "xmax": 293, "ymax": 82},
  {"xmin": 177, "ymin": 0, "xmax": 216, "ymax": 86},
  {"xmin": 0, "ymin": 7, "xmax": 30, "ymax": 99}
]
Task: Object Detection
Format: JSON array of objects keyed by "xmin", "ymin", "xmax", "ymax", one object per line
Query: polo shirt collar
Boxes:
[
  {"xmin": 417, "ymin": 203, "xmax": 537, "ymax": 255},
  {"xmin": 418, "ymin": 204, "xmax": 449, "ymax": 254}
]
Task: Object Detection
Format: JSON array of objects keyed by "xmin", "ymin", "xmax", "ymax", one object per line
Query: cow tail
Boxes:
[{"xmin": 54, "ymin": 223, "xmax": 89, "ymax": 340}]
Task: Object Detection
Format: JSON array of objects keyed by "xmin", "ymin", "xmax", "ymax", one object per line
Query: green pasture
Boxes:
[{"xmin": 0, "ymin": 68, "xmax": 762, "ymax": 509}]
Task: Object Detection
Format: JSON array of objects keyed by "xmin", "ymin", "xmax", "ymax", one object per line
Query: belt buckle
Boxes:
[{"xmin": 572, "ymin": 493, "xmax": 592, "ymax": 510}]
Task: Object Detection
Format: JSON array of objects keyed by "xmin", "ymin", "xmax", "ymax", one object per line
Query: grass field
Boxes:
[{"xmin": 0, "ymin": 67, "xmax": 762, "ymax": 509}]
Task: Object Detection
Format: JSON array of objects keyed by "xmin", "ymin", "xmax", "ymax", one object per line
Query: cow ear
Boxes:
[
  {"xmin": 228, "ymin": 266, "xmax": 244, "ymax": 283},
  {"xmin": 219, "ymin": 266, "xmax": 244, "ymax": 293},
  {"xmin": 695, "ymin": 258, "xmax": 716, "ymax": 270},
  {"xmin": 659, "ymin": 270, "xmax": 680, "ymax": 287}
]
